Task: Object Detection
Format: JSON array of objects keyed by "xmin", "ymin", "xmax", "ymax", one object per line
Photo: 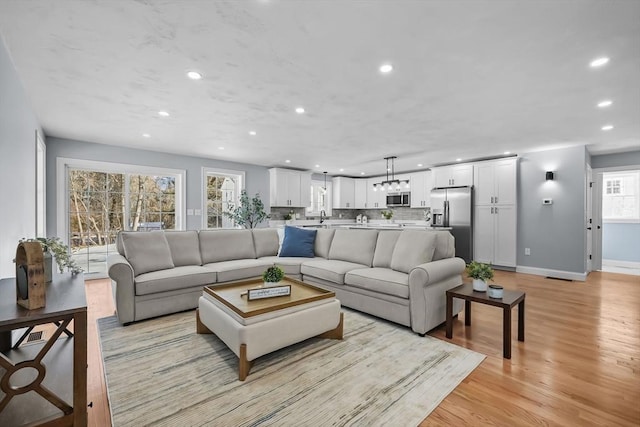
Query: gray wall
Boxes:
[
  {"xmin": 0, "ymin": 39, "xmax": 44, "ymax": 278},
  {"xmin": 517, "ymin": 145, "xmax": 588, "ymax": 275},
  {"xmin": 602, "ymin": 223, "xmax": 640, "ymax": 262},
  {"xmin": 591, "ymin": 150, "xmax": 640, "ymax": 169},
  {"xmin": 46, "ymin": 137, "xmax": 270, "ymax": 237}
]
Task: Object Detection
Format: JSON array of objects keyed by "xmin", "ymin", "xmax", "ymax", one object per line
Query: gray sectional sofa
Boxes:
[{"xmin": 108, "ymin": 228, "xmax": 465, "ymax": 334}]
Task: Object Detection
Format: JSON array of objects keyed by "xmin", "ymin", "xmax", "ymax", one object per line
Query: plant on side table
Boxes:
[
  {"xmin": 466, "ymin": 260, "xmax": 494, "ymax": 292},
  {"xmin": 18, "ymin": 237, "xmax": 83, "ymax": 282},
  {"xmin": 262, "ymin": 266, "xmax": 284, "ymax": 286}
]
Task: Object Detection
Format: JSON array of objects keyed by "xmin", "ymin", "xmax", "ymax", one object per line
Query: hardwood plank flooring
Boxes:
[{"xmin": 84, "ymin": 271, "xmax": 640, "ymax": 426}]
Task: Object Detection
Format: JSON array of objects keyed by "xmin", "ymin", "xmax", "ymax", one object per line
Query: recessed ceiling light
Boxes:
[
  {"xmin": 601, "ymin": 125, "xmax": 614, "ymax": 131},
  {"xmin": 285, "ymin": 159, "xmax": 291, "ymax": 163},
  {"xmin": 379, "ymin": 63, "xmax": 393, "ymax": 74},
  {"xmin": 249, "ymin": 131, "xmax": 257, "ymax": 136},
  {"xmin": 142, "ymin": 133, "xmax": 151, "ymax": 138},
  {"xmin": 360, "ymin": 172, "xmax": 365, "ymax": 175},
  {"xmin": 456, "ymin": 158, "xmax": 462, "ymax": 162},
  {"xmin": 158, "ymin": 111, "xmax": 170, "ymax": 117},
  {"xmin": 315, "ymin": 164, "xmax": 320, "ymax": 168},
  {"xmin": 417, "ymin": 163, "xmax": 423, "ymax": 167},
  {"xmin": 186, "ymin": 71, "xmax": 202, "ymax": 80},
  {"xmin": 295, "ymin": 107, "xmax": 305, "ymax": 114},
  {"xmin": 590, "ymin": 57, "xmax": 609, "ymax": 67},
  {"xmin": 504, "ymin": 151, "xmax": 511, "ymax": 155},
  {"xmin": 218, "ymin": 146, "xmax": 225, "ymax": 150},
  {"xmin": 339, "ymin": 168, "xmax": 344, "ymax": 172},
  {"xmin": 597, "ymin": 100, "xmax": 613, "ymax": 108}
]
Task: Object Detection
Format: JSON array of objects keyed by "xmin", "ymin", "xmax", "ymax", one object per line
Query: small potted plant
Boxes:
[
  {"xmin": 466, "ymin": 261, "xmax": 494, "ymax": 292},
  {"xmin": 283, "ymin": 212, "xmax": 293, "ymax": 224},
  {"xmin": 18, "ymin": 237, "xmax": 83, "ymax": 283},
  {"xmin": 262, "ymin": 265, "xmax": 285, "ymax": 286},
  {"xmin": 381, "ymin": 210, "xmax": 393, "ymax": 222}
]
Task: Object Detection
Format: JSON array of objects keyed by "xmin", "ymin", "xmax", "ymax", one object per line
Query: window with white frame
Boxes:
[
  {"xmin": 307, "ymin": 180, "xmax": 332, "ymax": 216},
  {"xmin": 202, "ymin": 168, "xmax": 245, "ymax": 228},
  {"xmin": 603, "ymin": 171, "xmax": 640, "ymax": 221}
]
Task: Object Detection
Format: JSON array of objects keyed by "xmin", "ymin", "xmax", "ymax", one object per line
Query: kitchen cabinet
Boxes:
[
  {"xmin": 433, "ymin": 164, "xmax": 473, "ymax": 188},
  {"xmin": 474, "ymin": 205, "xmax": 516, "ymax": 267},
  {"xmin": 409, "ymin": 170, "xmax": 432, "ymax": 208},
  {"xmin": 474, "ymin": 158, "xmax": 517, "ymax": 206},
  {"xmin": 366, "ymin": 178, "xmax": 387, "ymax": 208},
  {"xmin": 332, "ymin": 177, "xmax": 355, "ymax": 208},
  {"xmin": 354, "ymin": 179, "xmax": 368, "ymax": 209},
  {"xmin": 269, "ymin": 168, "xmax": 311, "ymax": 207}
]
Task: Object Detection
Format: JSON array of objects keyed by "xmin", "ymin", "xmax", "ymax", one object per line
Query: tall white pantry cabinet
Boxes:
[{"xmin": 473, "ymin": 158, "xmax": 517, "ymax": 268}]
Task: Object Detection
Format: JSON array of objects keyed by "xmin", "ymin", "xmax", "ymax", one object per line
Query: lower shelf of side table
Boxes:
[{"xmin": 0, "ymin": 337, "xmax": 74, "ymax": 426}]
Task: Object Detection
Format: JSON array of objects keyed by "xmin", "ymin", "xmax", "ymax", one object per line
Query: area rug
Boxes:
[{"xmin": 98, "ymin": 309, "xmax": 484, "ymax": 427}]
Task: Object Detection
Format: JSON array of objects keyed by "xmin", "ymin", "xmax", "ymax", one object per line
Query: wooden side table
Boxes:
[
  {"xmin": 0, "ymin": 272, "xmax": 87, "ymax": 426},
  {"xmin": 446, "ymin": 283, "xmax": 525, "ymax": 359}
]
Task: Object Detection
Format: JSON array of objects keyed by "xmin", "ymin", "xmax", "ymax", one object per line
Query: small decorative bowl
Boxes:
[{"xmin": 488, "ymin": 284, "xmax": 503, "ymax": 299}]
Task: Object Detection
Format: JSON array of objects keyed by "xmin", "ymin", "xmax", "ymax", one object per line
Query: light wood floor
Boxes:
[{"xmin": 83, "ymin": 271, "xmax": 640, "ymax": 426}]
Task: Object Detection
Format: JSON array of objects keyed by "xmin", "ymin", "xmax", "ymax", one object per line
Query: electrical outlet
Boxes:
[
  {"xmin": 187, "ymin": 209, "xmax": 194, "ymax": 216},
  {"xmin": 194, "ymin": 209, "xmax": 201, "ymax": 216},
  {"xmin": 525, "ymin": 248, "xmax": 531, "ymax": 256}
]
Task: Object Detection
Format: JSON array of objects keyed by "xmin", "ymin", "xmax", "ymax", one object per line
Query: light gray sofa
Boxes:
[{"xmin": 108, "ymin": 228, "xmax": 464, "ymax": 334}]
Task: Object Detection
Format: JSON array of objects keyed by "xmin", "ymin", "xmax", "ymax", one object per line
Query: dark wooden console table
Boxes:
[
  {"xmin": 445, "ymin": 283, "xmax": 525, "ymax": 359},
  {"xmin": 0, "ymin": 272, "xmax": 87, "ymax": 426}
]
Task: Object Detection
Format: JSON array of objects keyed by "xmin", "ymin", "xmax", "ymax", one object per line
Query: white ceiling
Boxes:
[{"xmin": 1, "ymin": 0, "xmax": 639, "ymax": 176}]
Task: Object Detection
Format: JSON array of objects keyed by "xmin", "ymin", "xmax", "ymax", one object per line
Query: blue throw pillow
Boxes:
[{"xmin": 279, "ymin": 226, "xmax": 317, "ymax": 258}]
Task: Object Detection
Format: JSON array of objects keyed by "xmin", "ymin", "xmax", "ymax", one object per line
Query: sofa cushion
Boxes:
[
  {"xmin": 199, "ymin": 230, "xmax": 256, "ymax": 263},
  {"xmin": 433, "ymin": 231, "xmax": 455, "ymax": 261},
  {"xmin": 164, "ymin": 231, "xmax": 202, "ymax": 267},
  {"xmin": 204, "ymin": 259, "xmax": 274, "ymax": 283},
  {"xmin": 328, "ymin": 229, "xmax": 378, "ymax": 267},
  {"xmin": 390, "ymin": 231, "xmax": 437, "ymax": 274},
  {"xmin": 135, "ymin": 265, "xmax": 214, "ymax": 296},
  {"xmin": 372, "ymin": 230, "xmax": 402, "ymax": 268},
  {"xmin": 279, "ymin": 226, "xmax": 317, "ymax": 257},
  {"xmin": 345, "ymin": 268, "xmax": 409, "ymax": 299},
  {"xmin": 259, "ymin": 256, "xmax": 323, "ymax": 276},
  {"xmin": 301, "ymin": 259, "xmax": 368, "ymax": 285},
  {"xmin": 314, "ymin": 229, "xmax": 335, "ymax": 258},
  {"xmin": 120, "ymin": 231, "xmax": 175, "ymax": 276},
  {"xmin": 252, "ymin": 228, "xmax": 279, "ymax": 258}
]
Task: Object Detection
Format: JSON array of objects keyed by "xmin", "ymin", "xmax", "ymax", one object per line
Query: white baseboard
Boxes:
[
  {"xmin": 602, "ymin": 259, "xmax": 640, "ymax": 268},
  {"xmin": 515, "ymin": 266, "xmax": 587, "ymax": 282}
]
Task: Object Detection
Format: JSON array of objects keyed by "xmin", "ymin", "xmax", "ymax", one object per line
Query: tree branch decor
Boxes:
[{"xmin": 223, "ymin": 190, "xmax": 270, "ymax": 229}]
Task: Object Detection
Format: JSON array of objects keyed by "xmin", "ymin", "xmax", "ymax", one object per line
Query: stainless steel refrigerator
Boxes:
[{"xmin": 430, "ymin": 186, "xmax": 473, "ymax": 263}]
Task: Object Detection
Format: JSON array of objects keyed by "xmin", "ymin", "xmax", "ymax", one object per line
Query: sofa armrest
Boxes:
[
  {"xmin": 407, "ymin": 257, "xmax": 466, "ymax": 334},
  {"xmin": 108, "ymin": 253, "xmax": 136, "ymax": 324},
  {"xmin": 409, "ymin": 257, "xmax": 466, "ymax": 287}
]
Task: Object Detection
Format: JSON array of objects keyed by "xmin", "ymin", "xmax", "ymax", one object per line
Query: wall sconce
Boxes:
[{"xmin": 546, "ymin": 171, "xmax": 554, "ymax": 181}]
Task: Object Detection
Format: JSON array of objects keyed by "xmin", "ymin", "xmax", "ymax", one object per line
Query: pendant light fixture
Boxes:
[
  {"xmin": 372, "ymin": 156, "xmax": 409, "ymax": 192},
  {"xmin": 321, "ymin": 171, "xmax": 328, "ymax": 194}
]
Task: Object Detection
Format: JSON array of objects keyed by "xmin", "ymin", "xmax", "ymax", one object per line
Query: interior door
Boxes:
[{"xmin": 586, "ymin": 166, "xmax": 593, "ymax": 272}]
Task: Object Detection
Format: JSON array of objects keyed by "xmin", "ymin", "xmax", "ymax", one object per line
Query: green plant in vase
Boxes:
[
  {"xmin": 466, "ymin": 261, "xmax": 494, "ymax": 292},
  {"xmin": 262, "ymin": 266, "xmax": 284, "ymax": 286},
  {"xmin": 381, "ymin": 210, "xmax": 393, "ymax": 221},
  {"xmin": 18, "ymin": 237, "xmax": 83, "ymax": 282}
]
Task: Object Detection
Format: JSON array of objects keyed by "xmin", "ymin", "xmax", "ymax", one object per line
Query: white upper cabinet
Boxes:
[
  {"xmin": 474, "ymin": 158, "xmax": 517, "ymax": 206},
  {"xmin": 409, "ymin": 170, "xmax": 432, "ymax": 208},
  {"xmin": 269, "ymin": 168, "xmax": 311, "ymax": 207},
  {"xmin": 332, "ymin": 177, "xmax": 355, "ymax": 209},
  {"xmin": 366, "ymin": 178, "xmax": 386, "ymax": 208},
  {"xmin": 432, "ymin": 164, "xmax": 473, "ymax": 188},
  {"xmin": 354, "ymin": 179, "xmax": 368, "ymax": 209}
]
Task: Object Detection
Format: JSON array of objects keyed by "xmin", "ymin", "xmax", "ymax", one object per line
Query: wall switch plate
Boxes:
[
  {"xmin": 187, "ymin": 209, "xmax": 194, "ymax": 216},
  {"xmin": 543, "ymin": 198, "xmax": 553, "ymax": 205},
  {"xmin": 295, "ymin": 213, "xmax": 300, "ymax": 219},
  {"xmin": 525, "ymin": 248, "xmax": 531, "ymax": 255},
  {"xmin": 194, "ymin": 209, "xmax": 202, "ymax": 215}
]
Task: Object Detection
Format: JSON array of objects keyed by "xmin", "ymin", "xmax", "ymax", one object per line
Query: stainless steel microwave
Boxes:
[{"xmin": 386, "ymin": 192, "xmax": 410, "ymax": 207}]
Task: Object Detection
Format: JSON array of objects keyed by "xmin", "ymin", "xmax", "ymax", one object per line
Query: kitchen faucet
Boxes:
[{"xmin": 320, "ymin": 210, "xmax": 326, "ymax": 224}]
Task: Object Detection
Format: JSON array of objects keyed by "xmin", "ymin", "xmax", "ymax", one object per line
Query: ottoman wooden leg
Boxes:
[
  {"xmin": 196, "ymin": 309, "xmax": 214, "ymax": 334},
  {"xmin": 317, "ymin": 312, "xmax": 344, "ymax": 340},
  {"xmin": 239, "ymin": 344, "xmax": 254, "ymax": 381}
]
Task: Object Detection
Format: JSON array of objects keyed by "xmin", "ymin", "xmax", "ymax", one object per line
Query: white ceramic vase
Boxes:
[{"xmin": 472, "ymin": 278, "xmax": 487, "ymax": 292}]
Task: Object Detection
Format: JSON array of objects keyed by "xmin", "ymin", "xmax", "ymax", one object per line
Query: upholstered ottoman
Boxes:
[{"xmin": 196, "ymin": 278, "xmax": 343, "ymax": 380}]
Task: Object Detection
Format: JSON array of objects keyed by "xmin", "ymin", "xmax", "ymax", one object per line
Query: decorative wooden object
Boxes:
[{"xmin": 15, "ymin": 241, "xmax": 46, "ymax": 310}]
